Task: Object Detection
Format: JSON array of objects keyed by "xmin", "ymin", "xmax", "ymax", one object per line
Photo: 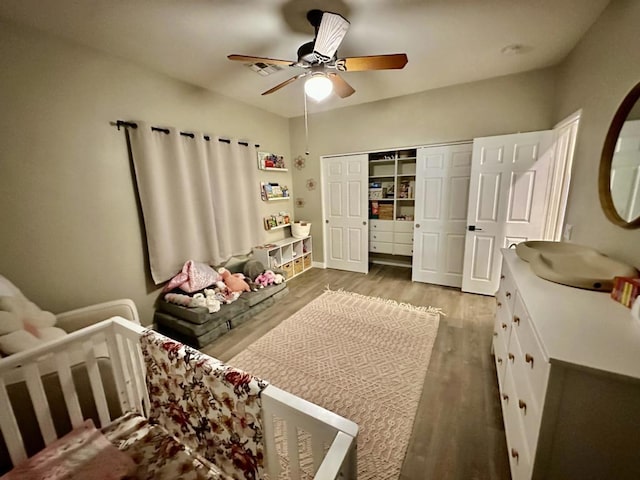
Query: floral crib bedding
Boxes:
[{"xmin": 3, "ymin": 329, "xmax": 269, "ymax": 480}]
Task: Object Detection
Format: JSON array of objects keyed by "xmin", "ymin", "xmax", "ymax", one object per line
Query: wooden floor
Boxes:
[{"xmin": 202, "ymin": 265, "xmax": 511, "ymax": 480}]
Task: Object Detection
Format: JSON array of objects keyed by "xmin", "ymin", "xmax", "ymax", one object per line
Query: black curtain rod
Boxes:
[{"xmin": 112, "ymin": 120, "xmax": 259, "ymax": 147}]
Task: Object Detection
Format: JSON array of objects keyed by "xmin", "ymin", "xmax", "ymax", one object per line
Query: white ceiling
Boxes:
[{"xmin": 0, "ymin": 0, "xmax": 610, "ymax": 118}]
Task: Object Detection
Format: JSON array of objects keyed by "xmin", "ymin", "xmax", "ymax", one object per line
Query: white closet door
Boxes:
[
  {"xmin": 461, "ymin": 131, "xmax": 554, "ymax": 295},
  {"xmin": 322, "ymin": 154, "xmax": 369, "ymax": 273},
  {"xmin": 412, "ymin": 144, "xmax": 472, "ymax": 287}
]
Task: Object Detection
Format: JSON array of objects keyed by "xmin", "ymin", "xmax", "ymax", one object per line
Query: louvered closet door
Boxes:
[
  {"xmin": 412, "ymin": 144, "xmax": 472, "ymax": 287},
  {"xmin": 322, "ymin": 154, "xmax": 369, "ymax": 273},
  {"xmin": 461, "ymin": 131, "xmax": 554, "ymax": 295}
]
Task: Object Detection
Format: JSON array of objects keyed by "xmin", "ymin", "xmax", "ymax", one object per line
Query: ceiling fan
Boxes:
[{"xmin": 228, "ymin": 9, "xmax": 408, "ymax": 101}]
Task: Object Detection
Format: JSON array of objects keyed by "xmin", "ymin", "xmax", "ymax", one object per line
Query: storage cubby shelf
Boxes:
[
  {"xmin": 252, "ymin": 236, "xmax": 313, "ymax": 281},
  {"xmin": 369, "ymin": 149, "xmax": 416, "ymax": 260}
]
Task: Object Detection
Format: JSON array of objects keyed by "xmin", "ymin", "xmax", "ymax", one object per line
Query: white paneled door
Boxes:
[
  {"xmin": 461, "ymin": 131, "xmax": 554, "ymax": 295},
  {"xmin": 322, "ymin": 154, "xmax": 369, "ymax": 273},
  {"xmin": 412, "ymin": 144, "xmax": 473, "ymax": 287}
]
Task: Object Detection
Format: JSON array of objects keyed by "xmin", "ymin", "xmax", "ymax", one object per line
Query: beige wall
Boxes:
[
  {"xmin": 289, "ymin": 69, "xmax": 557, "ymax": 262},
  {"xmin": 553, "ymin": 0, "xmax": 640, "ymax": 268},
  {"xmin": 0, "ymin": 20, "xmax": 291, "ymax": 324}
]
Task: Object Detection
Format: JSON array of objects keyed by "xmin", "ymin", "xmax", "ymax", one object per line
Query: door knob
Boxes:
[
  {"xmin": 325, "ymin": 219, "xmax": 329, "ymax": 224},
  {"xmin": 468, "ymin": 225, "xmax": 483, "ymax": 231},
  {"xmin": 363, "ymin": 221, "xmax": 367, "ymax": 225},
  {"xmin": 415, "ymin": 224, "xmax": 421, "ymax": 228}
]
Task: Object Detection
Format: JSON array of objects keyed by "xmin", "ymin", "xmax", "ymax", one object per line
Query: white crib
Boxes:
[{"xmin": 0, "ymin": 317, "xmax": 358, "ymax": 479}]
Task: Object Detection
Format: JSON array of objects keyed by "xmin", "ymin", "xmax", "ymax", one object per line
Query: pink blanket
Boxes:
[{"xmin": 2, "ymin": 419, "xmax": 135, "ymax": 480}]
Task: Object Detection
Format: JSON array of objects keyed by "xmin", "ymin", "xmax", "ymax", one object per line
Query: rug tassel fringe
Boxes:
[{"xmin": 323, "ymin": 285, "xmax": 446, "ymax": 316}]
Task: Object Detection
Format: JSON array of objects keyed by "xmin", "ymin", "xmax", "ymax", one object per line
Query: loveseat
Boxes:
[{"xmin": 153, "ymin": 260, "xmax": 288, "ymax": 348}]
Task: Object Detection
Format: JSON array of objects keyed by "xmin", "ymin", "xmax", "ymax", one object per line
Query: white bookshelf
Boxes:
[{"xmin": 252, "ymin": 236, "xmax": 312, "ymax": 280}]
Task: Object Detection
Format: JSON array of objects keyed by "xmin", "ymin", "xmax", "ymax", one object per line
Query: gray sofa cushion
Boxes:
[
  {"xmin": 158, "ymin": 283, "xmax": 287, "ymax": 324},
  {"xmin": 240, "ymin": 283, "xmax": 287, "ymax": 307},
  {"xmin": 158, "ymin": 298, "xmax": 247, "ymax": 325}
]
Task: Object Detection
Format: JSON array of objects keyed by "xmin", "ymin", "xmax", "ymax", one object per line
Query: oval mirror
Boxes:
[{"xmin": 599, "ymin": 81, "xmax": 640, "ymax": 228}]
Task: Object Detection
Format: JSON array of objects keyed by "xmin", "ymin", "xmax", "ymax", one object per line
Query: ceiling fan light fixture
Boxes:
[{"xmin": 304, "ymin": 73, "xmax": 333, "ymax": 101}]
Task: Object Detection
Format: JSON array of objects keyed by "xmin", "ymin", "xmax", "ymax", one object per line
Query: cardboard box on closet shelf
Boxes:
[
  {"xmin": 378, "ymin": 204, "xmax": 393, "ymax": 220},
  {"xmin": 611, "ymin": 276, "xmax": 640, "ymax": 308}
]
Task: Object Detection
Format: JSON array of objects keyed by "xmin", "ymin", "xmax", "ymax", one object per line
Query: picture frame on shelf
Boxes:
[{"xmin": 258, "ymin": 151, "xmax": 286, "ymax": 170}]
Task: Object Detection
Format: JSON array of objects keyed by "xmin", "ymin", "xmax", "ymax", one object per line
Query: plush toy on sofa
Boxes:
[
  {"xmin": 0, "ymin": 294, "xmax": 67, "ymax": 356},
  {"xmin": 254, "ymin": 270, "xmax": 285, "ymax": 287},
  {"xmin": 217, "ymin": 268, "xmax": 251, "ymax": 293}
]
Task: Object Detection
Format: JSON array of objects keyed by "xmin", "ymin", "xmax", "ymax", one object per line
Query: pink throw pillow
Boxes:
[{"xmin": 163, "ymin": 260, "xmax": 220, "ymax": 293}]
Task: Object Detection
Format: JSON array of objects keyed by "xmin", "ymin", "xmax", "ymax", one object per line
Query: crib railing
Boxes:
[
  {"xmin": 0, "ymin": 317, "xmax": 358, "ymax": 479},
  {"xmin": 0, "ymin": 318, "xmax": 148, "ymax": 466},
  {"xmin": 262, "ymin": 384, "xmax": 358, "ymax": 479}
]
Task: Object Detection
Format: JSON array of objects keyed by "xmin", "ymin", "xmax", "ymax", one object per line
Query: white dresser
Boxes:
[{"xmin": 493, "ymin": 250, "xmax": 640, "ymax": 480}]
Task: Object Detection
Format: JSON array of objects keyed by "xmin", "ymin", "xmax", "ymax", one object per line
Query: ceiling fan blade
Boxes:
[
  {"xmin": 228, "ymin": 54, "xmax": 295, "ymax": 67},
  {"xmin": 337, "ymin": 54, "xmax": 408, "ymax": 72},
  {"xmin": 313, "ymin": 12, "xmax": 350, "ymax": 62},
  {"xmin": 328, "ymin": 73, "xmax": 355, "ymax": 98},
  {"xmin": 261, "ymin": 74, "xmax": 306, "ymax": 96}
]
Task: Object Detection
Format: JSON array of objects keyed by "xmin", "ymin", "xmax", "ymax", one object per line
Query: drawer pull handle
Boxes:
[
  {"xmin": 525, "ymin": 353, "xmax": 534, "ymax": 368},
  {"xmin": 497, "ymin": 357, "xmax": 503, "ymax": 364},
  {"xmin": 513, "ymin": 315, "xmax": 520, "ymax": 325},
  {"xmin": 502, "ymin": 393, "xmax": 509, "ymax": 402},
  {"xmin": 493, "ymin": 332, "xmax": 498, "ymax": 337},
  {"xmin": 518, "ymin": 399, "xmax": 527, "ymax": 414},
  {"xmin": 506, "ymin": 291, "xmax": 512, "ymax": 298},
  {"xmin": 501, "ymin": 323, "xmax": 507, "ymax": 330},
  {"xmin": 508, "ymin": 353, "xmax": 515, "ymax": 362},
  {"xmin": 496, "ymin": 301, "xmax": 502, "ymax": 308},
  {"xmin": 511, "ymin": 448, "xmax": 519, "ymax": 463},
  {"xmin": 501, "ymin": 274, "xmax": 505, "ymax": 280}
]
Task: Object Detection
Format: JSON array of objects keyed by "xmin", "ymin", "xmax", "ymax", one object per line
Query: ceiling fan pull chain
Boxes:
[{"xmin": 304, "ymin": 92, "xmax": 310, "ymax": 155}]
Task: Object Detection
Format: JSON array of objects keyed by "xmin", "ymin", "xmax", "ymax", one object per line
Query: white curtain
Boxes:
[{"xmin": 128, "ymin": 121, "xmax": 264, "ymax": 284}]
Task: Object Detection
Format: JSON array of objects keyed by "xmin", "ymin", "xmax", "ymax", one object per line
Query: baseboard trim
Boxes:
[{"xmin": 312, "ymin": 261, "xmax": 326, "ymax": 269}]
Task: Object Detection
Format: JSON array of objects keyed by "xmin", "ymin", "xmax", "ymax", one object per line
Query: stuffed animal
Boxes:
[
  {"xmin": 0, "ymin": 294, "xmax": 67, "ymax": 355},
  {"xmin": 218, "ymin": 268, "xmax": 251, "ymax": 293},
  {"xmin": 164, "ymin": 290, "xmax": 221, "ymax": 313},
  {"xmin": 242, "ymin": 259, "xmax": 266, "ymax": 291},
  {"xmin": 243, "ymin": 260, "xmax": 265, "ymax": 283},
  {"xmin": 254, "ymin": 270, "xmax": 285, "ymax": 287}
]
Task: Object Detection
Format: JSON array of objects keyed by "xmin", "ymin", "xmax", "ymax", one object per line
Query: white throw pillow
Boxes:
[
  {"xmin": 0, "ymin": 327, "xmax": 67, "ymax": 356},
  {"xmin": 0, "ymin": 275, "xmax": 22, "ymax": 297},
  {"xmin": 0, "ymin": 330, "xmax": 41, "ymax": 355}
]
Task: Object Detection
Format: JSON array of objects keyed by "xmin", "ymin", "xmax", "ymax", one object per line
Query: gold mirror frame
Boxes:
[{"xmin": 599, "ymin": 81, "xmax": 640, "ymax": 229}]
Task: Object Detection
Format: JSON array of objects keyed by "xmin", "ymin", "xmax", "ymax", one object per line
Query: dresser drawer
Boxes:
[
  {"xmin": 370, "ymin": 241, "xmax": 393, "ymax": 254},
  {"xmin": 512, "ymin": 292, "xmax": 550, "ymax": 410},
  {"xmin": 495, "ymin": 297, "xmax": 512, "ymax": 352},
  {"xmin": 393, "ymin": 232, "xmax": 414, "ymax": 244},
  {"xmin": 369, "ymin": 231, "xmax": 393, "ymax": 243},
  {"xmin": 508, "ymin": 330, "xmax": 542, "ymax": 458},
  {"xmin": 498, "ymin": 259, "xmax": 517, "ymax": 311},
  {"xmin": 393, "ymin": 220, "xmax": 414, "ymax": 233},
  {"xmin": 501, "ymin": 364, "xmax": 532, "ymax": 480},
  {"xmin": 393, "ymin": 243, "xmax": 413, "ymax": 256},
  {"xmin": 493, "ymin": 330, "xmax": 508, "ymax": 387},
  {"xmin": 370, "ymin": 220, "xmax": 394, "ymax": 232}
]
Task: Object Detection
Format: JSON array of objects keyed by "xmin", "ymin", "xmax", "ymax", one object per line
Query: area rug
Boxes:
[{"xmin": 229, "ymin": 288, "xmax": 442, "ymax": 480}]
